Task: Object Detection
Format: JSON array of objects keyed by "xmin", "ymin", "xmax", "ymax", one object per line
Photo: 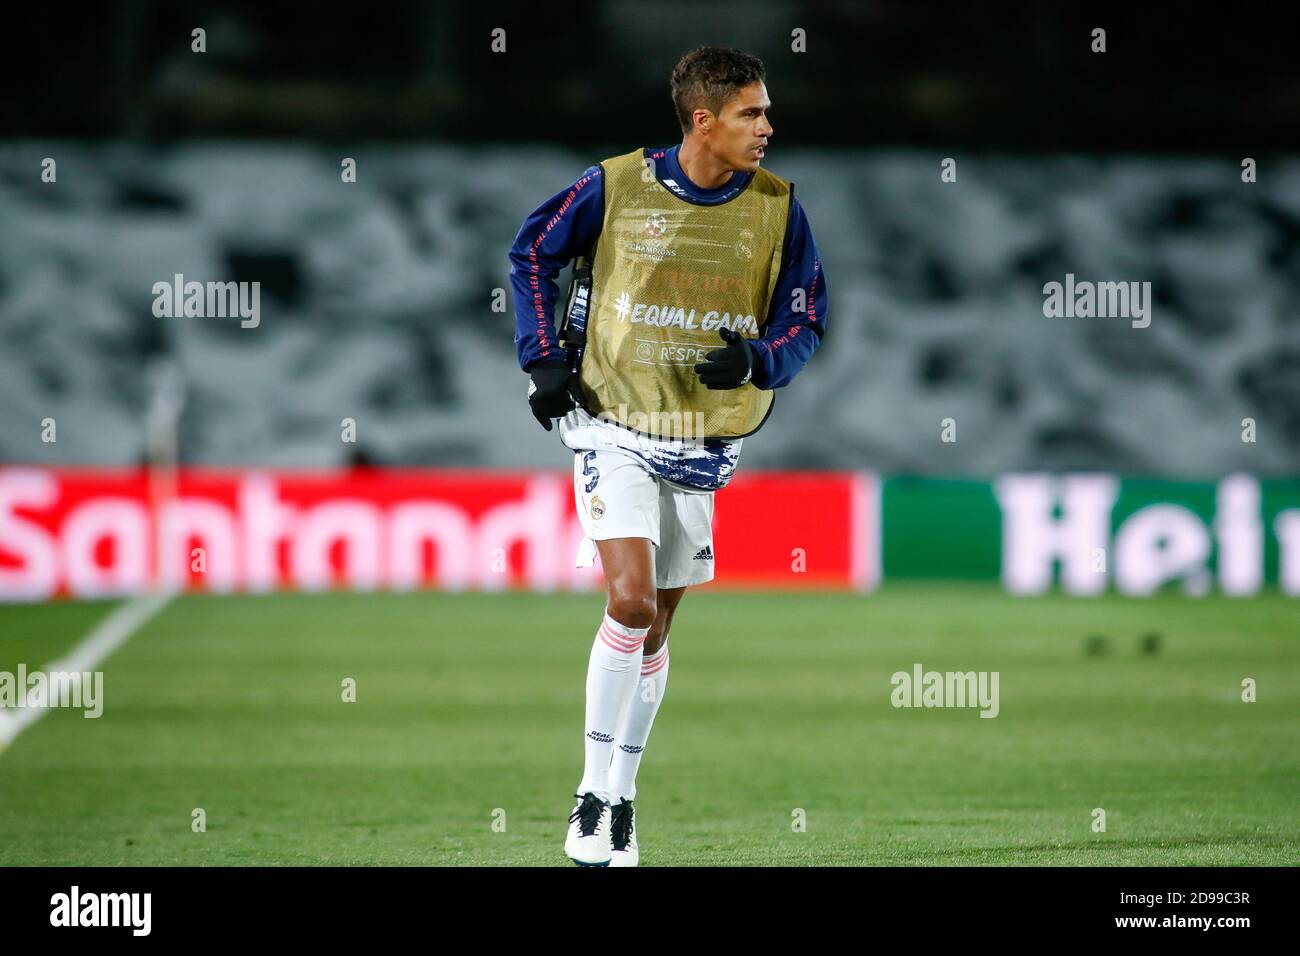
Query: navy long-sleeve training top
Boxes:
[{"xmin": 509, "ymin": 144, "xmax": 827, "ymax": 391}]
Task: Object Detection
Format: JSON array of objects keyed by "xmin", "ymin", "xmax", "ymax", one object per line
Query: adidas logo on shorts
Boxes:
[{"xmin": 692, "ymin": 545, "xmax": 713, "ymax": 561}]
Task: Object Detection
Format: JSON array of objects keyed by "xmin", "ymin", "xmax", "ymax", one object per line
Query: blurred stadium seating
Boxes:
[{"xmin": 2, "ymin": 144, "xmax": 1298, "ymax": 476}]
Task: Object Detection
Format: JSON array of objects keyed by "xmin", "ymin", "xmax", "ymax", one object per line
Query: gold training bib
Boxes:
[{"xmin": 576, "ymin": 148, "xmax": 790, "ymax": 440}]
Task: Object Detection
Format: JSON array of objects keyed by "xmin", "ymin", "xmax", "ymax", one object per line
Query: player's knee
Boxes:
[{"xmin": 607, "ymin": 592, "xmax": 657, "ymax": 630}]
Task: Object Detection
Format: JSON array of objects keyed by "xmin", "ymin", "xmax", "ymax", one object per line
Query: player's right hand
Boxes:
[{"xmin": 527, "ymin": 361, "xmax": 576, "ymax": 431}]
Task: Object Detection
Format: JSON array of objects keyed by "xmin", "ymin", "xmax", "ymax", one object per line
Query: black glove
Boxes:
[
  {"xmin": 694, "ymin": 328, "xmax": 756, "ymax": 390},
  {"xmin": 527, "ymin": 360, "xmax": 576, "ymax": 431}
]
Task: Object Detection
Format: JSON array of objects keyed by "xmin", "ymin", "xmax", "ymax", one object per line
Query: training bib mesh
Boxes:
[{"xmin": 576, "ymin": 148, "xmax": 790, "ymax": 440}]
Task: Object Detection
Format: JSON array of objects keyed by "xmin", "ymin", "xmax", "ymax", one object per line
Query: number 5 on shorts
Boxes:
[{"xmin": 581, "ymin": 451, "xmax": 600, "ymax": 493}]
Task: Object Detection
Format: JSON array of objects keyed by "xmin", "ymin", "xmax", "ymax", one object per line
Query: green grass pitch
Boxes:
[{"xmin": 0, "ymin": 584, "xmax": 1296, "ymax": 866}]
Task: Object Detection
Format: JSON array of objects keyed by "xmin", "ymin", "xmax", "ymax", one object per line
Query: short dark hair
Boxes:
[{"xmin": 670, "ymin": 47, "xmax": 766, "ymax": 135}]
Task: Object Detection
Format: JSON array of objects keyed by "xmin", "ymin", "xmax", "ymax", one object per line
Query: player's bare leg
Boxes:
[
  {"xmin": 606, "ymin": 584, "xmax": 684, "ymax": 866},
  {"xmin": 644, "ymin": 586, "xmax": 684, "ymax": 656},
  {"xmin": 564, "ymin": 536, "xmax": 656, "ymax": 865},
  {"xmin": 597, "ymin": 537, "xmax": 659, "ymax": 630}
]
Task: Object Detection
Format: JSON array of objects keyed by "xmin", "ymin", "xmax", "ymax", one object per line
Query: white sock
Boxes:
[
  {"xmin": 609, "ymin": 640, "xmax": 670, "ymax": 804},
  {"xmin": 576, "ymin": 610, "xmax": 649, "ymax": 804}
]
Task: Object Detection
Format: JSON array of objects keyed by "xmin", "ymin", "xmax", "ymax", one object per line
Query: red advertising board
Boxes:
[{"xmin": 0, "ymin": 467, "xmax": 878, "ymax": 601}]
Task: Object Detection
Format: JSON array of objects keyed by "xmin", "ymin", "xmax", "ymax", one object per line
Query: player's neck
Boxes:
[{"xmin": 676, "ymin": 138, "xmax": 735, "ymax": 190}]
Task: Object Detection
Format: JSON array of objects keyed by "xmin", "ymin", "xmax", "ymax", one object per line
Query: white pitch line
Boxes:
[{"xmin": 0, "ymin": 591, "xmax": 174, "ymax": 751}]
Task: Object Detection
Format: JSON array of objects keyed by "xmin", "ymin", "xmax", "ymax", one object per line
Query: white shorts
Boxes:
[{"xmin": 572, "ymin": 448, "xmax": 716, "ymax": 589}]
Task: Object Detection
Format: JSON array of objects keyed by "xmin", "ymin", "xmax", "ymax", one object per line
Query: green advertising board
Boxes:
[{"xmin": 883, "ymin": 473, "xmax": 1300, "ymax": 595}]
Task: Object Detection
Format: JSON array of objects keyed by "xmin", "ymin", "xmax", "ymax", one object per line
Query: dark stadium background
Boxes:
[{"xmin": 10, "ymin": 2, "xmax": 1300, "ymax": 149}]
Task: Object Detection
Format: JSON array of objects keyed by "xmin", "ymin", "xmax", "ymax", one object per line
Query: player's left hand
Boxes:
[{"xmin": 694, "ymin": 327, "xmax": 756, "ymax": 390}]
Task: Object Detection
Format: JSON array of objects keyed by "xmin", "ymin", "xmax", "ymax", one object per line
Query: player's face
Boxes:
[{"xmin": 715, "ymin": 82, "xmax": 772, "ymax": 172}]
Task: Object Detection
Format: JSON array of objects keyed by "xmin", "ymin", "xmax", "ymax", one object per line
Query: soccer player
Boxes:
[{"xmin": 508, "ymin": 46, "xmax": 828, "ymax": 866}]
